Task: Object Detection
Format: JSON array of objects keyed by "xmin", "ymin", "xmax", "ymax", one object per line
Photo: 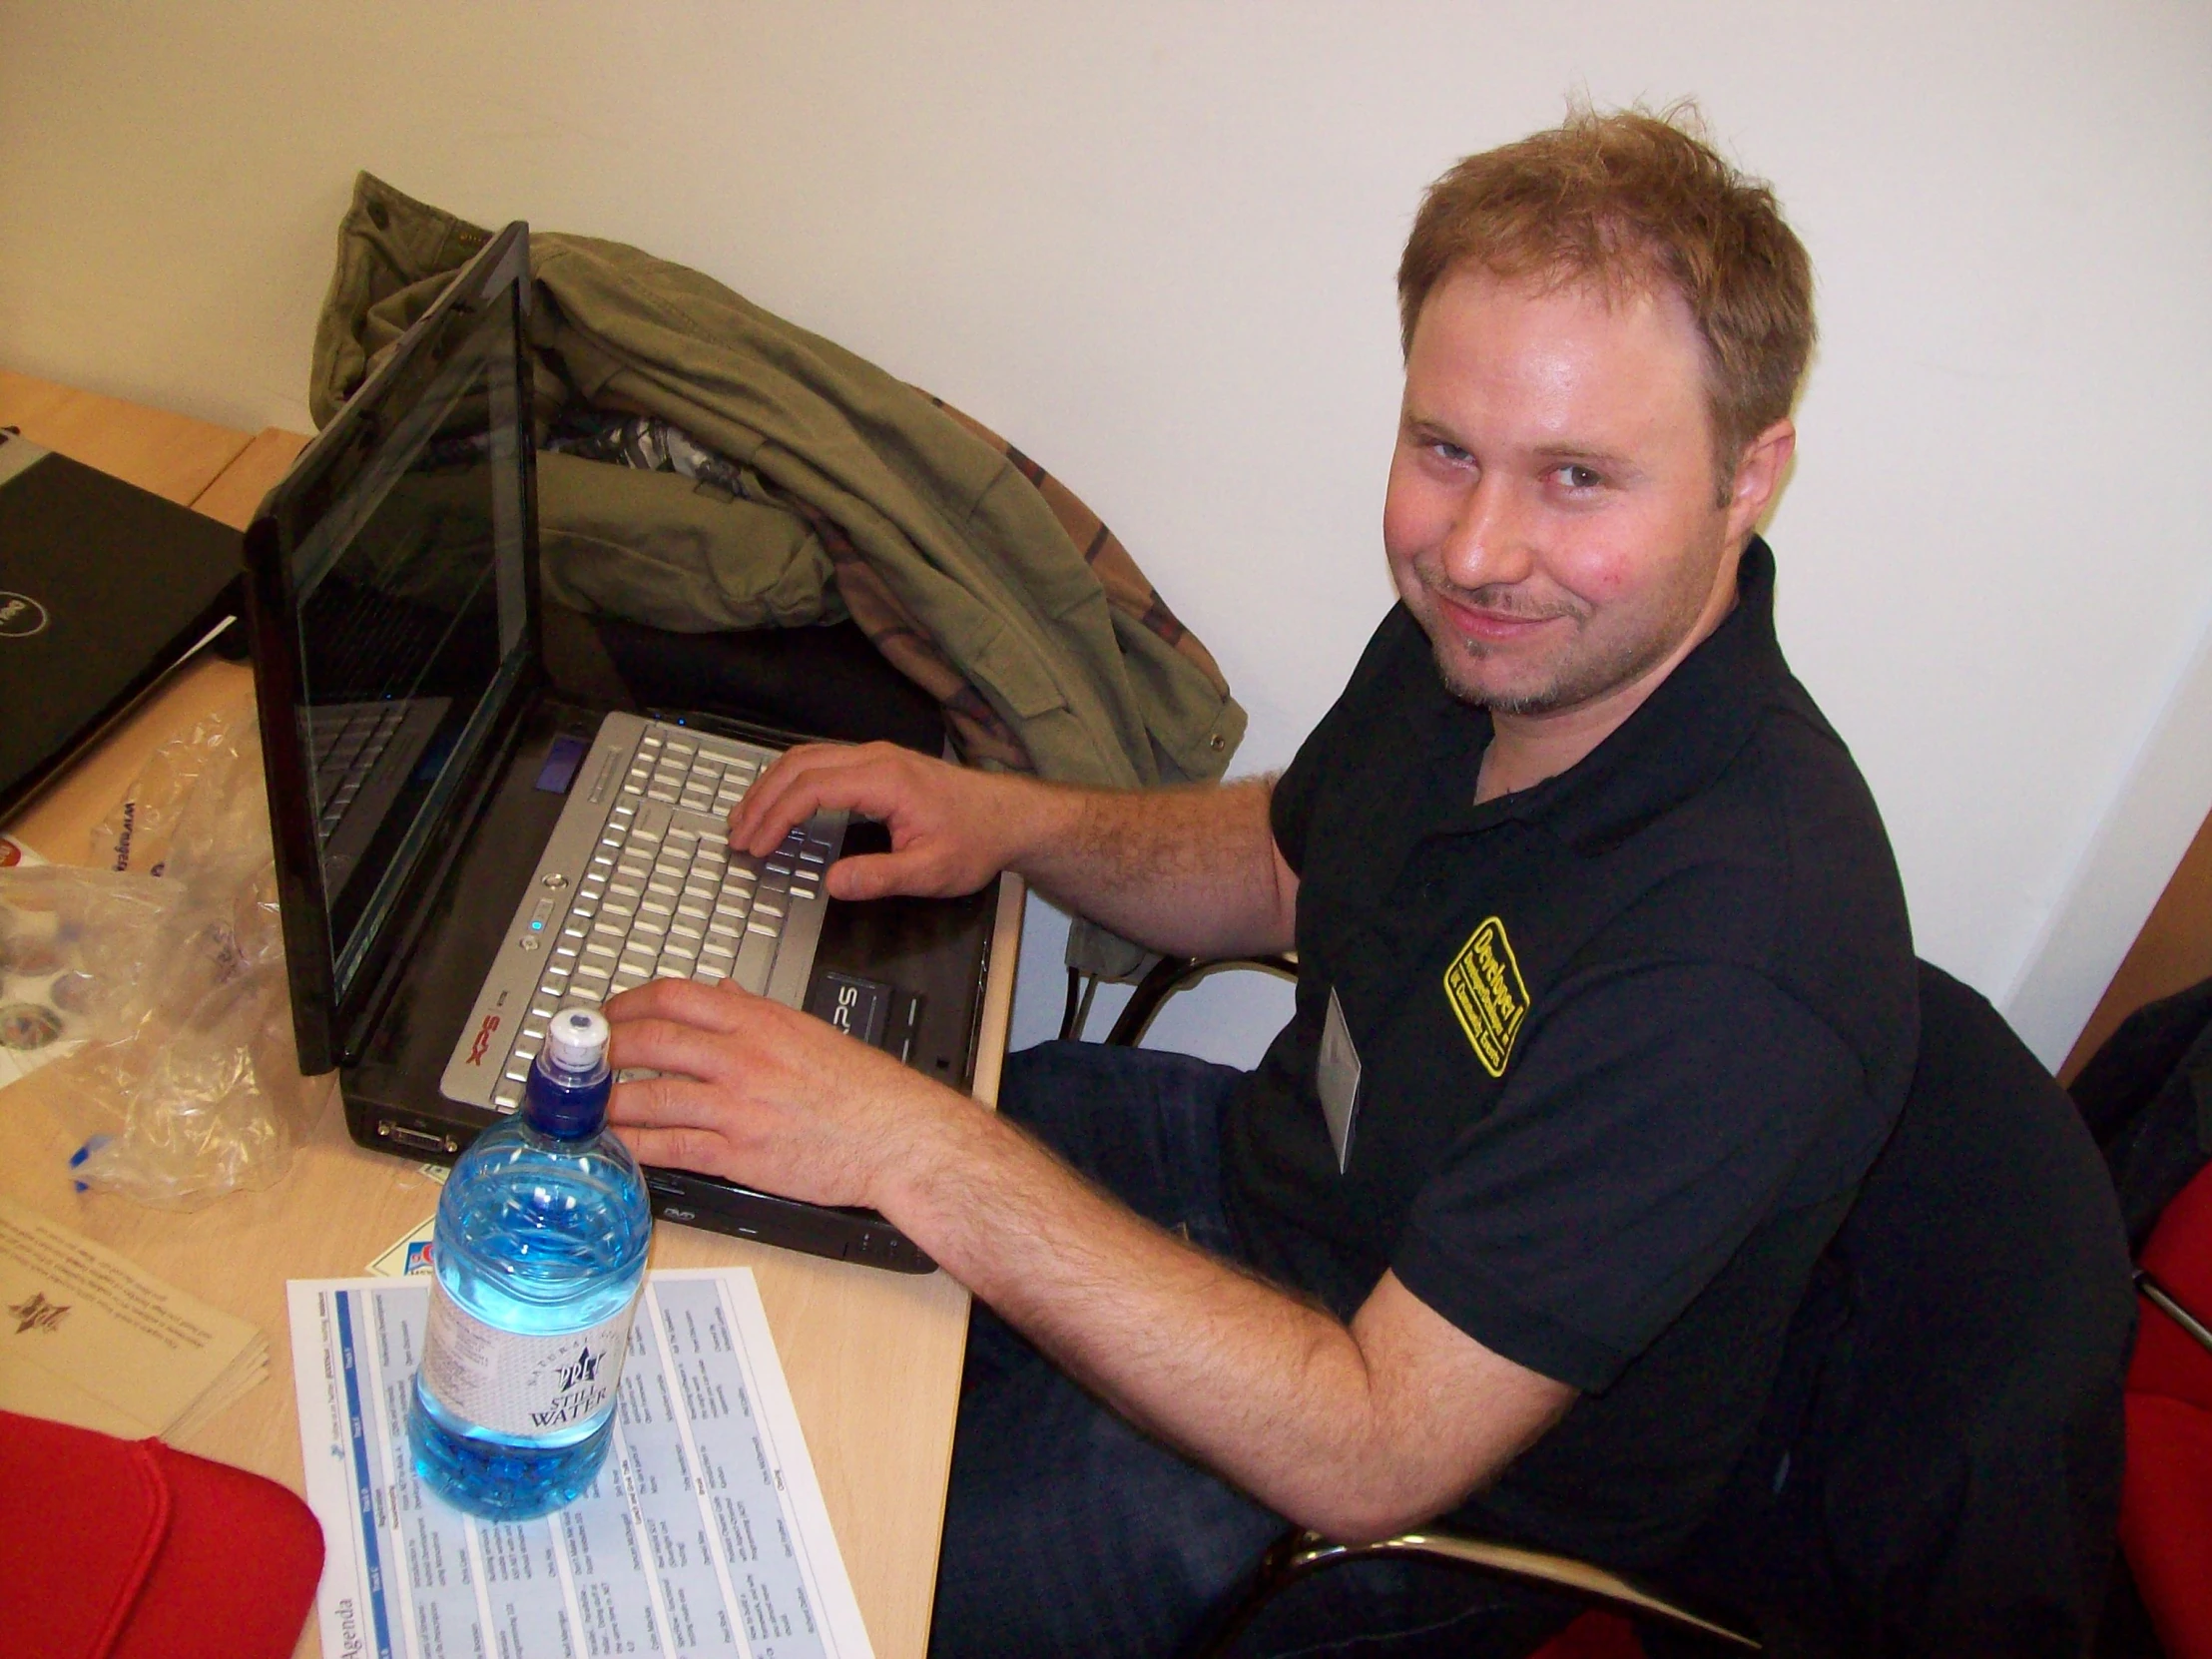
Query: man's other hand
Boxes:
[
  {"xmin": 604, "ymin": 977, "xmax": 965, "ymax": 1211},
  {"xmin": 730, "ymin": 741, "xmax": 1029, "ymax": 903}
]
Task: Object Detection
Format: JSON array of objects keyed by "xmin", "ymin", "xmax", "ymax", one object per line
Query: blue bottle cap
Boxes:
[{"xmin": 524, "ymin": 1007, "xmax": 612, "ymax": 1138}]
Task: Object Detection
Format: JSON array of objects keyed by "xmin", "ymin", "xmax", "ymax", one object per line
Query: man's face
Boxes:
[{"xmin": 1383, "ymin": 267, "xmax": 1752, "ymax": 718}]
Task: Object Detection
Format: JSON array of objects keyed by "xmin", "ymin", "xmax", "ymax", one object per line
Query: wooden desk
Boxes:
[{"xmin": 0, "ymin": 373, "xmax": 1017, "ymax": 1659}]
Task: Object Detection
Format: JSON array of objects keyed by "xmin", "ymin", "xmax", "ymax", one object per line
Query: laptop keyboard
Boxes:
[
  {"xmin": 307, "ymin": 702, "xmax": 407, "ymax": 841},
  {"xmin": 490, "ymin": 728, "xmax": 836, "ymax": 1111}
]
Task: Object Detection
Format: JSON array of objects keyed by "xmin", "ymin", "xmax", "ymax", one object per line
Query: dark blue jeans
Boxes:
[{"xmin": 927, "ymin": 1042, "xmax": 1574, "ymax": 1659}]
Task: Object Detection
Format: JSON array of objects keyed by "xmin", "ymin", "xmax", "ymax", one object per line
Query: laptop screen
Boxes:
[{"xmin": 284, "ymin": 274, "xmax": 531, "ymax": 1000}]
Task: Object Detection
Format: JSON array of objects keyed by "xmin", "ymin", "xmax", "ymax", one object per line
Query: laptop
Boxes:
[
  {"xmin": 0, "ymin": 428, "xmax": 247, "ymax": 827},
  {"xmin": 242, "ymin": 223, "xmax": 1003, "ymax": 1273}
]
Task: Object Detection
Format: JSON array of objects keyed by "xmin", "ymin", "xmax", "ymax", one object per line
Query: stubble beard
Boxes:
[{"xmin": 1415, "ymin": 553, "xmax": 1722, "ymax": 719}]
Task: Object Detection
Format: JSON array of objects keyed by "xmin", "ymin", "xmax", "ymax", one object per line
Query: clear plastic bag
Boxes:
[{"xmin": 0, "ymin": 699, "xmax": 329, "ymax": 1208}]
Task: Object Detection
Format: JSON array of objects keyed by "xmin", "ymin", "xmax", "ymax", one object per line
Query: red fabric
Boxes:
[
  {"xmin": 2121, "ymin": 1162, "xmax": 2212, "ymax": 1659},
  {"xmin": 2121, "ymin": 1393, "xmax": 2212, "ymax": 1659},
  {"xmin": 1529, "ymin": 1610, "xmax": 1644, "ymax": 1659},
  {"xmin": 0, "ymin": 1413, "xmax": 169, "ymax": 1659},
  {"xmin": 0, "ymin": 1411, "xmax": 323, "ymax": 1659},
  {"xmin": 2134, "ymin": 1162, "xmax": 2212, "ymax": 1406}
]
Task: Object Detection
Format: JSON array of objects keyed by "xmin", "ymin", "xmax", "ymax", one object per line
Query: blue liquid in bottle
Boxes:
[{"xmin": 408, "ymin": 1007, "xmax": 653, "ymax": 1519}]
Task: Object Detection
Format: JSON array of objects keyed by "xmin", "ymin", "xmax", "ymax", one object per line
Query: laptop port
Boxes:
[{"xmin": 379, "ymin": 1122, "xmax": 455, "ymax": 1156}]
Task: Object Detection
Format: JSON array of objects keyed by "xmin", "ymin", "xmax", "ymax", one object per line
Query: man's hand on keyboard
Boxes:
[
  {"xmin": 603, "ymin": 976, "xmax": 964, "ymax": 1211},
  {"xmin": 738, "ymin": 740, "xmax": 1295, "ymax": 966},
  {"xmin": 729, "ymin": 742, "xmax": 1031, "ymax": 903}
]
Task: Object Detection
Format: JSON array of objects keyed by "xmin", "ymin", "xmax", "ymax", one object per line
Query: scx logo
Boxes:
[
  {"xmin": 0, "ymin": 592, "xmax": 50, "ymax": 639},
  {"xmin": 466, "ymin": 1013, "xmax": 502, "ymax": 1066}
]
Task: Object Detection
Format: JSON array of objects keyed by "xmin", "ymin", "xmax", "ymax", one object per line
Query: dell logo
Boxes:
[{"xmin": 0, "ymin": 593, "xmax": 49, "ymax": 639}]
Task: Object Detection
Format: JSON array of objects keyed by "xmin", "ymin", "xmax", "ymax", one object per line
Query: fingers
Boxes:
[
  {"xmin": 610, "ymin": 1122, "xmax": 738, "ymax": 1181},
  {"xmin": 824, "ymin": 848, "xmax": 947, "ymax": 901},
  {"xmin": 726, "ymin": 743, "xmax": 838, "ymax": 851},
  {"xmin": 731, "ymin": 743, "xmax": 915, "ymax": 855},
  {"xmin": 605, "ymin": 975, "xmax": 758, "ymax": 1033},
  {"xmin": 608, "ymin": 1069, "xmax": 752, "ymax": 1132},
  {"xmin": 607, "ymin": 1012, "xmax": 778, "ymax": 1085}
]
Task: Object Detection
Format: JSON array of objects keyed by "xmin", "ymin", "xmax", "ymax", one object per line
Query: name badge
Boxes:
[{"xmin": 1317, "ymin": 986, "xmax": 1363, "ymax": 1174}]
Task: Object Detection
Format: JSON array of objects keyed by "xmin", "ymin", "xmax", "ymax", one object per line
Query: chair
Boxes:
[
  {"xmin": 2117, "ymin": 1160, "xmax": 2212, "ymax": 1655},
  {"xmin": 1134, "ymin": 959, "xmax": 2134, "ymax": 1658}
]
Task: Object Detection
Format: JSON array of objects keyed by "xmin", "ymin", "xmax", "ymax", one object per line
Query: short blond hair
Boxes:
[{"xmin": 1398, "ymin": 103, "xmax": 1816, "ymax": 490}]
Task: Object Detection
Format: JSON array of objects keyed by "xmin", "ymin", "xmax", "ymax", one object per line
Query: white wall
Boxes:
[{"xmin": 4, "ymin": 2, "xmax": 2206, "ymax": 1067}]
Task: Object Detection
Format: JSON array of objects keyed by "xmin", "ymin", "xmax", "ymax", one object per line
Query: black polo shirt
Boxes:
[{"xmin": 1223, "ymin": 538, "xmax": 1917, "ymax": 1567}]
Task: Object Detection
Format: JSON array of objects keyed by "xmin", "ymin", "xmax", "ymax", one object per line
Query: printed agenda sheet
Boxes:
[{"xmin": 288, "ymin": 1269, "xmax": 874, "ymax": 1659}]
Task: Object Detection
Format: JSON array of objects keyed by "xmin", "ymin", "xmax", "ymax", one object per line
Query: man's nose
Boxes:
[{"xmin": 1436, "ymin": 474, "xmax": 1535, "ymax": 590}]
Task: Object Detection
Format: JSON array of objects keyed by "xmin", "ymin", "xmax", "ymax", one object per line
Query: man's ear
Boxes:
[{"xmin": 1725, "ymin": 419, "xmax": 1796, "ymax": 542}]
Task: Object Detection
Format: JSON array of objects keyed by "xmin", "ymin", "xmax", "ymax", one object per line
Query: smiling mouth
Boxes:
[{"xmin": 1431, "ymin": 588, "xmax": 1575, "ymax": 644}]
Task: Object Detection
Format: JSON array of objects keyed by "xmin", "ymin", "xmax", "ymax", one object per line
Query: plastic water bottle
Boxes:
[{"xmin": 408, "ymin": 1006, "xmax": 653, "ymax": 1518}]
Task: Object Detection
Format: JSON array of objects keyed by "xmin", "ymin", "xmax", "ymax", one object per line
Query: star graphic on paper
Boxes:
[{"xmin": 8, "ymin": 1291, "xmax": 71, "ymax": 1335}]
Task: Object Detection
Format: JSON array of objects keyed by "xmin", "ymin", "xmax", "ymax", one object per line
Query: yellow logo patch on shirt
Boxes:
[{"xmin": 1443, "ymin": 916, "xmax": 1530, "ymax": 1078}]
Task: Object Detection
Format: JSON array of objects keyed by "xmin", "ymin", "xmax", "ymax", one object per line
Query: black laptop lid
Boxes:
[
  {"xmin": 0, "ymin": 432, "xmax": 244, "ymax": 827},
  {"xmin": 244, "ymin": 224, "xmax": 540, "ymax": 1073}
]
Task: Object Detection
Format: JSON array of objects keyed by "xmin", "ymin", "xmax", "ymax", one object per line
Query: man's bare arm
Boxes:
[
  {"xmin": 607, "ymin": 981, "xmax": 1572, "ymax": 1541},
  {"xmin": 727, "ymin": 742, "xmax": 1298, "ymax": 961},
  {"xmin": 891, "ymin": 1088, "xmax": 1575, "ymax": 1539}
]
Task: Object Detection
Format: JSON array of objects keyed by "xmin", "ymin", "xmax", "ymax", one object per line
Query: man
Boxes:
[{"xmin": 606, "ymin": 106, "xmax": 1917, "ymax": 1657}]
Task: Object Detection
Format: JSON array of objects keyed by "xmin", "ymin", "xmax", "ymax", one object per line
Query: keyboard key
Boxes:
[{"xmin": 732, "ymin": 929, "xmax": 778, "ymax": 994}]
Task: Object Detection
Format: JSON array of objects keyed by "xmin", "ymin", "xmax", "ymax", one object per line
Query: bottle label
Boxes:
[{"xmin": 420, "ymin": 1277, "xmax": 640, "ymax": 1439}]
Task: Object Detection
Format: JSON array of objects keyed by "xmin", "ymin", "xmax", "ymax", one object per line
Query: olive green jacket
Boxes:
[{"xmin": 309, "ymin": 173, "xmax": 1244, "ymax": 798}]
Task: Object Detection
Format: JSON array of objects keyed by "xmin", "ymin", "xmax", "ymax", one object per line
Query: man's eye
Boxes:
[
  {"xmin": 1555, "ymin": 464, "xmax": 1602, "ymax": 489},
  {"xmin": 1430, "ymin": 440, "xmax": 1474, "ymax": 465}
]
